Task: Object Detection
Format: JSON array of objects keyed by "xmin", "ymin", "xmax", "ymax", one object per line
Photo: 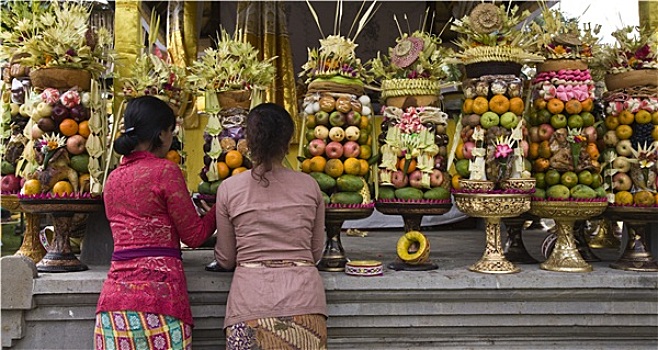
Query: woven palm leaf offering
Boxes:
[
  {"xmin": 187, "ymin": 27, "xmax": 276, "ymax": 202},
  {"xmin": 592, "ymin": 25, "xmax": 658, "ymax": 207},
  {"xmin": 298, "ymin": 1, "xmax": 379, "ymax": 209},
  {"xmin": 10, "ymin": 1, "xmax": 113, "ymax": 199},
  {"xmin": 524, "ymin": 3, "xmax": 608, "ymax": 203},
  {"xmin": 367, "ymin": 11, "xmax": 454, "ymax": 205},
  {"xmin": 112, "ymin": 11, "xmax": 188, "ymax": 174},
  {"xmin": 448, "ymin": 2, "xmax": 543, "ymax": 194}
]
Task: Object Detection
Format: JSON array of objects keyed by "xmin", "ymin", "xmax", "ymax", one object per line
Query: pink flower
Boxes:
[{"xmin": 495, "ymin": 144, "xmax": 513, "ymax": 159}]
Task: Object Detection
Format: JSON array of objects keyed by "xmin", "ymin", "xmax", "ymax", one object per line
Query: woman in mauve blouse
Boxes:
[
  {"xmin": 215, "ymin": 103, "xmax": 328, "ymax": 349},
  {"xmin": 95, "ymin": 96, "xmax": 216, "ymax": 350}
]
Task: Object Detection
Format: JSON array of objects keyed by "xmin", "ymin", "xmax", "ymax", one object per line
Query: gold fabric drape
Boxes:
[
  {"xmin": 237, "ymin": 1, "xmax": 301, "ymax": 142},
  {"xmin": 639, "ymin": 1, "xmax": 658, "ymax": 30},
  {"xmin": 113, "ymin": 1, "xmax": 141, "ymax": 115}
]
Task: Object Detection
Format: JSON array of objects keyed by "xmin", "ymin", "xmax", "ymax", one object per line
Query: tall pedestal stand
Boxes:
[
  {"xmin": 453, "ymin": 193, "xmax": 531, "ymax": 274},
  {"xmin": 317, "ymin": 207, "xmax": 374, "ymax": 272},
  {"xmin": 606, "ymin": 206, "xmax": 658, "ymax": 272},
  {"xmin": 19, "ymin": 198, "xmax": 103, "ymax": 272},
  {"xmin": 502, "ymin": 214, "xmax": 538, "ymax": 264},
  {"xmin": 2, "ymin": 194, "xmax": 46, "ymax": 263},
  {"xmin": 529, "ymin": 201, "xmax": 607, "ymax": 273}
]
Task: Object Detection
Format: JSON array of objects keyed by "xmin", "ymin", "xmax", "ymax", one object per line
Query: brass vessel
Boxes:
[{"xmin": 605, "ymin": 206, "xmax": 658, "ymax": 272}]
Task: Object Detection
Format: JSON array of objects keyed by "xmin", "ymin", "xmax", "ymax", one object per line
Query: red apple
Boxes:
[
  {"xmin": 430, "ymin": 169, "xmax": 444, "ymax": 187},
  {"xmin": 462, "ymin": 141, "xmax": 476, "ymax": 160},
  {"xmin": 1, "ymin": 174, "xmax": 22, "ymax": 193},
  {"xmin": 390, "ymin": 170, "xmax": 408, "ymax": 188},
  {"xmin": 308, "ymin": 138, "xmax": 326, "ymax": 157},
  {"xmin": 31, "ymin": 124, "xmax": 45, "ymax": 140},
  {"xmin": 325, "ymin": 141, "xmax": 344, "ymax": 159},
  {"xmin": 342, "ymin": 141, "xmax": 361, "ymax": 158},
  {"xmin": 612, "ymin": 172, "xmax": 632, "ymax": 191},
  {"xmin": 520, "ymin": 140, "xmax": 529, "ymax": 158},
  {"xmin": 582, "ymin": 126, "xmax": 597, "ymax": 143},
  {"xmin": 409, "ymin": 170, "xmax": 424, "ymax": 189},
  {"xmin": 66, "ymin": 134, "xmax": 87, "ymax": 155},
  {"xmin": 538, "ymin": 123, "xmax": 555, "ymax": 141}
]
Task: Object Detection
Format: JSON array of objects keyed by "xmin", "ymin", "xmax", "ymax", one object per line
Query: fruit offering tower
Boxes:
[
  {"xmin": 448, "ymin": 3, "xmax": 544, "ymax": 192},
  {"xmin": 1, "ymin": 71, "xmax": 31, "ymax": 195},
  {"xmin": 7, "ymin": 2, "xmax": 112, "ymax": 198},
  {"xmin": 526, "ymin": 5, "xmax": 607, "ymax": 201},
  {"xmin": 366, "ymin": 26, "xmax": 454, "ymax": 203},
  {"xmin": 187, "ymin": 28, "xmax": 276, "ymax": 200},
  {"xmin": 297, "ymin": 8, "xmax": 378, "ymax": 207},
  {"xmin": 597, "ymin": 25, "xmax": 658, "ymax": 207}
]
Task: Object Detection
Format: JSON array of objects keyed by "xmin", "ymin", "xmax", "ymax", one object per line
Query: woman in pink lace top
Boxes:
[
  {"xmin": 94, "ymin": 96, "xmax": 216, "ymax": 350},
  {"xmin": 215, "ymin": 103, "xmax": 328, "ymax": 349}
]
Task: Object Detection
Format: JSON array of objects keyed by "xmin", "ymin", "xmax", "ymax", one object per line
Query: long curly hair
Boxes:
[{"xmin": 246, "ymin": 103, "xmax": 294, "ymax": 187}]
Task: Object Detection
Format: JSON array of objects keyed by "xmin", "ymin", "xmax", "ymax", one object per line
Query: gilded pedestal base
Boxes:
[
  {"xmin": 470, "ymin": 218, "xmax": 520, "ymax": 274},
  {"xmin": 502, "ymin": 215, "xmax": 538, "ymax": 264},
  {"xmin": 317, "ymin": 207, "xmax": 374, "ymax": 272},
  {"xmin": 587, "ymin": 218, "xmax": 621, "ymax": 249},
  {"xmin": 14, "ymin": 212, "xmax": 46, "ymax": 263},
  {"xmin": 605, "ymin": 206, "xmax": 658, "ymax": 272}
]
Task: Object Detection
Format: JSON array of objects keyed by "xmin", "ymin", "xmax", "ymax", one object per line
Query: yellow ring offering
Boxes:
[{"xmin": 396, "ymin": 231, "xmax": 431, "ymax": 265}]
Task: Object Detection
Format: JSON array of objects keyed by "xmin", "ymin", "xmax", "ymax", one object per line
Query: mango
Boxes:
[
  {"xmin": 570, "ymin": 184, "xmax": 597, "ymax": 199},
  {"xmin": 395, "ymin": 187, "xmax": 424, "ymax": 200},
  {"xmin": 533, "ymin": 188, "xmax": 546, "ymax": 199},
  {"xmin": 336, "ymin": 174, "xmax": 364, "ymax": 192},
  {"xmin": 546, "ymin": 184, "xmax": 570, "ymax": 200},
  {"xmin": 310, "ymin": 172, "xmax": 336, "ymax": 192},
  {"xmin": 378, "ymin": 186, "xmax": 396, "ymax": 199},
  {"xmin": 321, "ymin": 191, "xmax": 330, "ymax": 204},
  {"xmin": 330, "ymin": 191, "xmax": 363, "ymax": 204},
  {"xmin": 423, "ymin": 187, "xmax": 450, "ymax": 200}
]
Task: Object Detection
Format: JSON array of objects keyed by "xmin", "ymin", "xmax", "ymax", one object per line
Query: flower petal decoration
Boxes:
[
  {"xmin": 469, "ymin": 3, "xmax": 503, "ymax": 34},
  {"xmin": 391, "ymin": 37, "xmax": 424, "ymax": 68}
]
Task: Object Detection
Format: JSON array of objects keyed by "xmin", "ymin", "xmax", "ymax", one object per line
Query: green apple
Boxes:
[
  {"xmin": 560, "ymin": 171, "xmax": 579, "ymax": 188},
  {"xmin": 577, "ymin": 170, "xmax": 593, "ymax": 186},
  {"xmin": 567, "ymin": 114, "xmax": 583, "ymax": 129},
  {"xmin": 550, "ymin": 113, "xmax": 568, "ymax": 129},
  {"xmin": 590, "ymin": 173, "xmax": 603, "ymax": 188},
  {"xmin": 546, "ymin": 184, "xmax": 570, "ymax": 200},
  {"xmin": 305, "ymin": 114, "xmax": 317, "ymax": 128},
  {"xmin": 500, "ymin": 112, "xmax": 520, "ymax": 129},
  {"xmin": 70, "ymin": 154, "xmax": 90, "ymax": 173},
  {"xmin": 537, "ymin": 108, "xmax": 552, "ymax": 125},
  {"xmin": 545, "ymin": 169, "xmax": 561, "ymax": 186},
  {"xmin": 528, "ymin": 110, "xmax": 539, "ymax": 126},
  {"xmin": 534, "ymin": 172, "xmax": 546, "ymax": 189},
  {"xmin": 580, "ymin": 112, "xmax": 595, "ymax": 127},
  {"xmin": 455, "ymin": 159, "xmax": 471, "ymax": 178},
  {"xmin": 480, "ymin": 111, "xmax": 500, "ymax": 129}
]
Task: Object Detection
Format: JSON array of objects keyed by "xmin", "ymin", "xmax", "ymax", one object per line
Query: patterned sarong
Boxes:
[
  {"xmin": 225, "ymin": 314, "xmax": 327, "ymax": 350},
  {"xmin": 94, "ymin": 311, "xmax": 192, "ymax": 350}
]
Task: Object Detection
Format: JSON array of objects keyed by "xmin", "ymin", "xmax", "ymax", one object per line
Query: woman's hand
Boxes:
[{"xmin": 195, "ymin": 199, "xmax": 213, "ymax": 216}]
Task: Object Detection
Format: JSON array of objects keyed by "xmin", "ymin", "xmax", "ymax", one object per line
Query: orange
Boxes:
[
  {"xmin": 615, "ymin": 125, "xmax": 633, "ymax": 140},
  {"xmin": 343, "ymin": 157, "xmax": 362, "ymax": 175},
  {"xmin": 508, "ymin": 97, "xmax": 525, "ymax": 116},
  {"xmin": 564, "ymin": 99, "xmax": 583, "ymax": 115},
  {"xmin": 165, "ymin": 150, "xmax": 181, "ymax": 164},
  {"xmin": 633, "ymin": 190, "xmax": 656, "ymax": 206},
  {"xmin": 528, "ymin": 142, "xmax": 540, "ymax": 160},
  {"xmin": 654, "ymin": 192, "xmax": 658, "ymax": 206},
  {"xmin": 533, "ymin": 158, "xmax": 550, "ymax": 172},
  {"xmin": 472, "ymin": 96, "xmax": 489, "ymax": 115},
  {"xmin": 22, "ymin": 179, "xmax": 42, "ymax": 195},
  {"xmin": 580, "ymin": 98, "xmax": 594, "ymax": 112},
  {"xmin": 301, "ymin": 159, "xmax": 312, "ymax": 173},
  {"xmin": 216, "ymin": 161, "xmax": 230, "ymax": 179},
  {"xmin": 489, "ymin": 95, "xmax": 510, "ymax": 115},
  {"xmin": 618, "ymin": 110, "xmax": 635, "ymax": 125},
  {"xmin": 52, "ymin": 180, "xmax": 74, "ymax": 195},
  {"xmin": 547, "ymin": 98, "xmax": 565, "ymax": 115},
  {"xmin": 358, "ymin": 159, "xmax": 369, "ymax": 176},
  {"xmin": 232, "ymin": 167, "xmax": 248, "ymax": 176},
  {"xmin": 78, "ymin": 120, "xmax": 91, "ymax": 138},
  {"xmin": 614, "ymin": 191, "xmax": 634, "ymax": 205},
  {"xmin": 309, "ymin": 156, "xmax": 327, "ymax": 173},
  {"xmin": 225, "ymin": 150, "xmax": 243, "ymax": 169},
  {"xmin": 359, "ymin": 144, "xmax": 372, "ymax": 160},
  {"xmin": 397, "ymin": 158, "xmax": 417, "ymax": 174},
  {"xmin": 455, "ymin": 142, "xmax": 465, "ymax": 160},
  {"xmin": 604, "ymin": 115, "xmax": 620, "ymax": 131},
  {"xmin": 586, "ymin": 142, "xmax": 599, "ymax": 160},
  {"xmin": 324, "ymin": 158, "xmax": 344, "ymax": 178},
  {"xmin": 462, "ymin": 98, "xmax": 474, "ymax": 114},
  {"xmin": 59, "ymin": 118, "xmax": 79, "ymax": 137},
  {"xmin": 78, "ymin": 173, "xmax": 91, "ymax": 192},
  {"xmin": 451, "ymin": 174, "xmax": 462, "ymax": 190},
  {"xmin": 533, "ymin": 98, "xmax": 547, "ymax": 111}
]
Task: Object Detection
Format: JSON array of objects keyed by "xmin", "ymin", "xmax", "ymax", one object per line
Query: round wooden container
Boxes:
[
  {"xmin": 30, "ymin": 68, "xmax": 92, "ymax": 91},
  {"xmin": 537, "ymin": 59, "xmax": 588, "ymax": 73},
  {"xmin": 605, "ymin": 69, "xmax": 658, "ymax": 91}
]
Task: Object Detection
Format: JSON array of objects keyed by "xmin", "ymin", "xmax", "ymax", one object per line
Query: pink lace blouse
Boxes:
[{"xmin": 96, "ymin": 151, "xmax": 216, "ymax": 326}]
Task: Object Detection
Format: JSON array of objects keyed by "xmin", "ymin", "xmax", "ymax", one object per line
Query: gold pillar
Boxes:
[
  {"xmin": 112, "ymin": 1, "xmax": 141, "ymax": 113},
  {"xmin": 639, "ymin": 1, "xmax": 658, "ymax": 29}
]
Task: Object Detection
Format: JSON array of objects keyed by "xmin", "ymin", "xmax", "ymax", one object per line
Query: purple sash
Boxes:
[{"xmin": 111, "ymin": 247, "xmax": 182, "ymax": 261}]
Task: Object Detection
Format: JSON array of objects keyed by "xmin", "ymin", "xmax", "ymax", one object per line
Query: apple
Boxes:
[
  {"xmin": 582, "ymin": 126, "xmax": 597, "ymax": 143},
  {"xmin": 1, "ymin": 174, "xmax": 22, "ymax": 193},
  {"xmin": 550, "ymin": 114, "xmax": 567, "ymax": 129},
  {"xmin": 314, "ymin": 125, "xmax": 329, "ymax": 140},
  {"xmin": 308, "ymin": 139, "xmax": 327, "ymax": 157},
  {"xmin": 567, "ymin": 114, "xmax": 583, "ymax": 129},
  {"xmin": 70, "ymin": 105, "xmax": 88, "ymax": 122},
  {"xmin": 429, "ymin": 169, "xmax": 444, "ymax": 187},
  {"xmin": 325, "ymin": 141, "xmax": 344, "ymax": 159},
  {"xmin": 612, "ymin": 156, "xmax": 632, "ymax": 173},
  {"xmin": 463, "ymin": 113, "xmax": 481, "ymax": 127},
  {"xmin": 329, "ymin": 126, "xmax": 345, "ymax": 142},
  {"xmin": 315, "ymin": 111, "xmax": 330, "ymax": 126},
  {"xmin": 580, "ymin": 111, "xmax": 595, "ymax": 127},
  {"xmin": 329, "ymin": 111, "xmax": 346, "ymax": 127},
  {"xmin": 462, "ymin": 141, "xmax": 476, "ymax": 160},
  {"xmin": 70, "ymin": 154, "xmax": 90, "ymax": 173},
  {"xmin": 536, "ymin": 108, "xmax": 552, "ymax": 125},
  {"xmin": 66, "ymin": 134, "xmax": 87, "ymax": 155},
  {"xmin": 591, "ymin": 173, "xmax": 603, "ymax": 188},
  {"xmin": 305, "ymin": 129, "xmax": 315, "ymax": 143},
  {"xmin": 409, "ymin": 170, "xmax": 424, "ymax": 189},
  {"xmin": 528, "ymin": 126, "xmax": 542, "ymax": 143},
  {"xmin": 35, "ymin": 102, "xmax": 53, "ymax": 118},
  {"xmin": 51, "ymin": 104, "xmax": 70, "ymax": 124},
  {"xmin": 390, "ymin": 170, "xmax": 409, "ymax": 188},
  {"xmin": 538, "ymin": 123, "xmax": 555, "ymax": 141},
  {"xmin": 603, "ymin": 130, "xmax": 619, "ymax": 148},
  {"xmin": 500, "ymin": 112, "xmax": 519, "ymax": 129},
  {"xmin": 612, "ymin": 172, "xmax": 633, "ymax": 191},
  {"xmin": 520, "ymin": 140, "xmax": 529, "ymax": 158},
  {"xmin": 31, "ymin": 124, "xmax": 45, "ymax": 140},
  {"xmin": 345, "ymin": 111, "xmax": 362, "ymax": 126},
  {"xmin": 344, "ymin": 126, "xmax": 360, "ymax": 141},
  {"xmin": 342, "ymin": 141, "xmax": 361, "ymax": 158},
  {"xmin": 37, "ymin": 117, "xmax": 56, "ymax": 133},
  {"xmin": 9, "ymin": 103, "xmax": 20, "ymax": 117},
  {"xmin": 19, "ymin": 103, "xmax": 33, "ymax": 118},
  {"xmin": 616, "ymin": 140, "xmax": 633, "ymax": 157},
  {"xmin": 305, "ymin": 114, "xmax": 316, "ymax": 128},
  {"xmin": 577, "ymin": 170, "xmax": 593, "ymax": 186},
  {"xmin": 480, "ymin": 111, "xmax": 500, "ymax": 129}
]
